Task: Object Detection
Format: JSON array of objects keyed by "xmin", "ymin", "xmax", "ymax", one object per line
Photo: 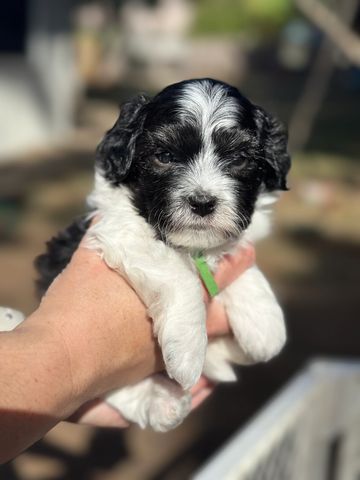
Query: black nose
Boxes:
[{"xmin": 188, "ymin": 194, "xmax": 217, "ymax": 217}]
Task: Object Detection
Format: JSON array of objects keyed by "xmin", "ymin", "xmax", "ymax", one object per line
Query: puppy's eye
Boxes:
[
  {"xmin": 229, "ymin": 153, "xmax": 247, "ymax": 173},
  {"xmin": 155, "ymin": 152, "xmax": 174, "ymax": 165},
  {"xmin": 231, "ymin": 152, "xmax": 247, "ymax": 163}
]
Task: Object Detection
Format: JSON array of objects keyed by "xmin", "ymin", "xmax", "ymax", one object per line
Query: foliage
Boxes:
[{"xmin": 194, "ymin": 0, "xmax": 294, "ymax": 36}]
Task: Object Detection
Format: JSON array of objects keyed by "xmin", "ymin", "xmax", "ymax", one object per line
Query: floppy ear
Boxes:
[
  {"xmin": 96, "ymin": 94, "xmax": 150, "ymax": 185},
  {"xmin": 255, "ymin": 107, "xmax": 291, "ymax": 191}
]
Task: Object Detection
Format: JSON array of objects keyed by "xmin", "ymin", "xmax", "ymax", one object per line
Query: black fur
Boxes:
[
  {"xmin": 96, "ymin": 94, "xmax": 150, "ymax": 186},
  {"xmin": 95, "ymin": 78, "xmax": 290, "ymax": 238},
  {"xmin": 36, "ymin": 78, "xmax": 291, "ymax": 294},
  {"xmin": 253, "ymin": 106, "xmax": 290, "ymax": 191},
  {"xmin": 96, "ymin": 79, "xmax": 290, "ymax": 192},
  {"xmin": 35, "ymin": 216, "xmax": 91, "ymax": 297}
]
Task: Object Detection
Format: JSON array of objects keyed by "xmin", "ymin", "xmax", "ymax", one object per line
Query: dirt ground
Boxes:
[{"xmin": 0, "ymin": 78, "xmax": 359, "ymax": 479}]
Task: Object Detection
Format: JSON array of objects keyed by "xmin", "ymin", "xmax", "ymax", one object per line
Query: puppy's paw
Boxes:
[
  {"xmin": 148, "ymin": 378, "xmax": 191, "ymax": 432},
  {"xmin": 160, "ymin": 323, "xmax": 207, "ymax": 390},
  {"xmin": 220, "ymin": 265, "xmax": 287, "ymax": 365},
  {"xmin": 241, "ymin": 327, "xmax": 286, "ymax": 364},
  {"xmin": 162, "ymin": 338, "xmax": 206, "ymax": 390},
  {"xmin": 230, "ymin": 303, "xmax": 286, "ymax": 364}
]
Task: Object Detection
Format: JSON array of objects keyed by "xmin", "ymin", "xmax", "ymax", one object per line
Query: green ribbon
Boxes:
[{"xmin": 193, "ymin": 253, "xmax": 219, "ymax": 298}]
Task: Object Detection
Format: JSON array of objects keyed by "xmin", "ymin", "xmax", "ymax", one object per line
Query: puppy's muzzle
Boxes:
[{"xmin": 188, "ymin": 193, "xmax": 217, "ymax": 217}]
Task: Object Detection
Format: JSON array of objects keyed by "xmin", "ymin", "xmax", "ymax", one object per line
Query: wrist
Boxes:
[
  {"xmin": 31, "ymin": 287, "xmax": 163, "ymax": 405},
  {"xmin": 5, "ymin": 316, "xmax": 81, "ymax": 420},
  {"xmin": 0, "ymin": 317, "xmax": 86, "ymax": 463},
  {"xmin": 18, "ymin": 308, "xmax": 97, "ymax": 411}
]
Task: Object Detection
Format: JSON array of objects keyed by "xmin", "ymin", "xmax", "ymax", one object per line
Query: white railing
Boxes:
[{"xmin": 194, "ymin": 360, "xmax": 360, "ymax": 480}]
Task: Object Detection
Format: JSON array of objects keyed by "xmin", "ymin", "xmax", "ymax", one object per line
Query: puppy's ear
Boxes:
[
  {"xmin": 255, "ymin": 107, "xmax": 291, "ymax": 191},
  {"xmin": 96, "ymin": 94, "xmax": 150, "ymax": 185}
]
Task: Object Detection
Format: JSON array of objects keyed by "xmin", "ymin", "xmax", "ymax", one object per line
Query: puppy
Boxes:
[{"xmin": 35, "ymin": 78, "xmax": 291, "ymax": 431}]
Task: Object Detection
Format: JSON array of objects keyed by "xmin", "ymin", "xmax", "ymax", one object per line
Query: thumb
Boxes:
[{"xmin": 214, "ymin": 243, "xmax": 255, "ymax": 291}]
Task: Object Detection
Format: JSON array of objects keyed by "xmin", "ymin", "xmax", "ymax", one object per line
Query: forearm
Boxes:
[
  {"xmin": 0, "ymin": 307, "xmax": 157, "ymax": 463},
  {"xmin": 0, "ymin": 256, "xmax": 162, "ymax": 463},
  {"xmin": 0, "ymin": 315, "xmax": 77, "ymax": 463}
]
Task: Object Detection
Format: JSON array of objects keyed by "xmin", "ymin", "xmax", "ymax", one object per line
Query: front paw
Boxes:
[
  {"xmin": 230, "ymin": 303, "xmax": 286, "ymax": 364},
  {"xmin": 242, "ymin": 326, "xmax": 286, "ymax": 364},
  {"xmin": 160, "ymin": 323, "xmax": 207, "ymax": 390}
]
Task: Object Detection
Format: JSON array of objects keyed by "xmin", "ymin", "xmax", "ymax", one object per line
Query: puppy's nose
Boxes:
[{"xmin": 188, "ymin": 193, "xmax": 217, "ymax": 217}]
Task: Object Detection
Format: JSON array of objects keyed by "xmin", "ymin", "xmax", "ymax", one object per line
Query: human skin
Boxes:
[{"xmin": 0, "ymin": 243, "xmax": 254, "ymax": 463}]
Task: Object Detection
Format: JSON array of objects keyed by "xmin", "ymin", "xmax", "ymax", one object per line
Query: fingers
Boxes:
[
  {"xmin": 68, "ymin": 399, "xmax": 130, "ymax": 428},
  {"xmin": 190, "ymin": 386, "xmax": 214, "ymax": 410},
  {"xmin": 203, "ymin": 244, "xmax": 255, "ymax": 336},
  {"xmin": 190, "ymin": 376, "xmax": 215, "ymax": 410},
  {"xmin": 206, "ymin": 299, "xmax": 230, "ymax": 338},
  {"xmin": 214, "ymin": 243, "xmax": 255, "ymax": 292},
  {"xmin": 201, "ymin": 244, "xmax": 255, "ymax": 303},
  {"xmin": 190, "ymin": 376, "xmax": 213, "ymax": 395}
]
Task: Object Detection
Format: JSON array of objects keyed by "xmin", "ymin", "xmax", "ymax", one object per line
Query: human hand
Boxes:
[{"xmin": 69, "ymin": 243, "xmax": 255, "ymax": 427}]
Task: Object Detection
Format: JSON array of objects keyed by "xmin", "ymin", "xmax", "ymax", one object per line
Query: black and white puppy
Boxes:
[{"xmin": 35, "ymin": 78, "xmax": 290, "ymax": 431}]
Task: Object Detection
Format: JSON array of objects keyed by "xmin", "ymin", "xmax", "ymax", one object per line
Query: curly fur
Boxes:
[{"xmin": 33, "ymin": 78, "xmax": 290, "ymax": 431}]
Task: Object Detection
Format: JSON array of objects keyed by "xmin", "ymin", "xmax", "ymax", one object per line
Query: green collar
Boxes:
[{"xmin": 193, "ymin": 253, "xmax": 219, "ymax": 298}]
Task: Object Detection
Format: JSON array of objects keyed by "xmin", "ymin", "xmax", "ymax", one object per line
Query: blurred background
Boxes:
[{"xmin": 0, "ymin": 0, "xmax": 359, "ymax": 478}]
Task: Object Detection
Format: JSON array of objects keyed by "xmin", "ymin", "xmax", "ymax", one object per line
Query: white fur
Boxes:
[
  {"xmin": 0, "ymin": 81, "xmax": 286, "ymax": 431},
  {"xmin": 107, "ymin": 374, "xmax": 191, "ymax": 432},
  {"xmin": 201, "ymin": 266, "xmax": 285, "ymax": 384},
  {"xmin": 166, "ymin": 81, "xmax": 251, "ymax": 251},
  {"xmin": 0, "ymin": 179, "xmax": 284, "ymax": 432},
  {"xmin": 84, "ymin": 173, "xmax": 286, "ymax": 431},
  {"xmin": 87, "ymin": 174, "xmax": 207, "ymax": 391},
  {"xmin": 178, "ymin": 80, "xmax": 239, "ymax": 139},
  {"xmin": 203, "ymin": 336, "xmax": 249, "ymax": 382},
  {"xmin": 168, "ymin": 147, "xmax": 240, "ymax": 251}
]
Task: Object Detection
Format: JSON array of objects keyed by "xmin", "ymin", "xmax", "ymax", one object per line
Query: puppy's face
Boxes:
[{"xmin": 96, "ymin": 79, "xmax": 290, "ymax": 251}]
